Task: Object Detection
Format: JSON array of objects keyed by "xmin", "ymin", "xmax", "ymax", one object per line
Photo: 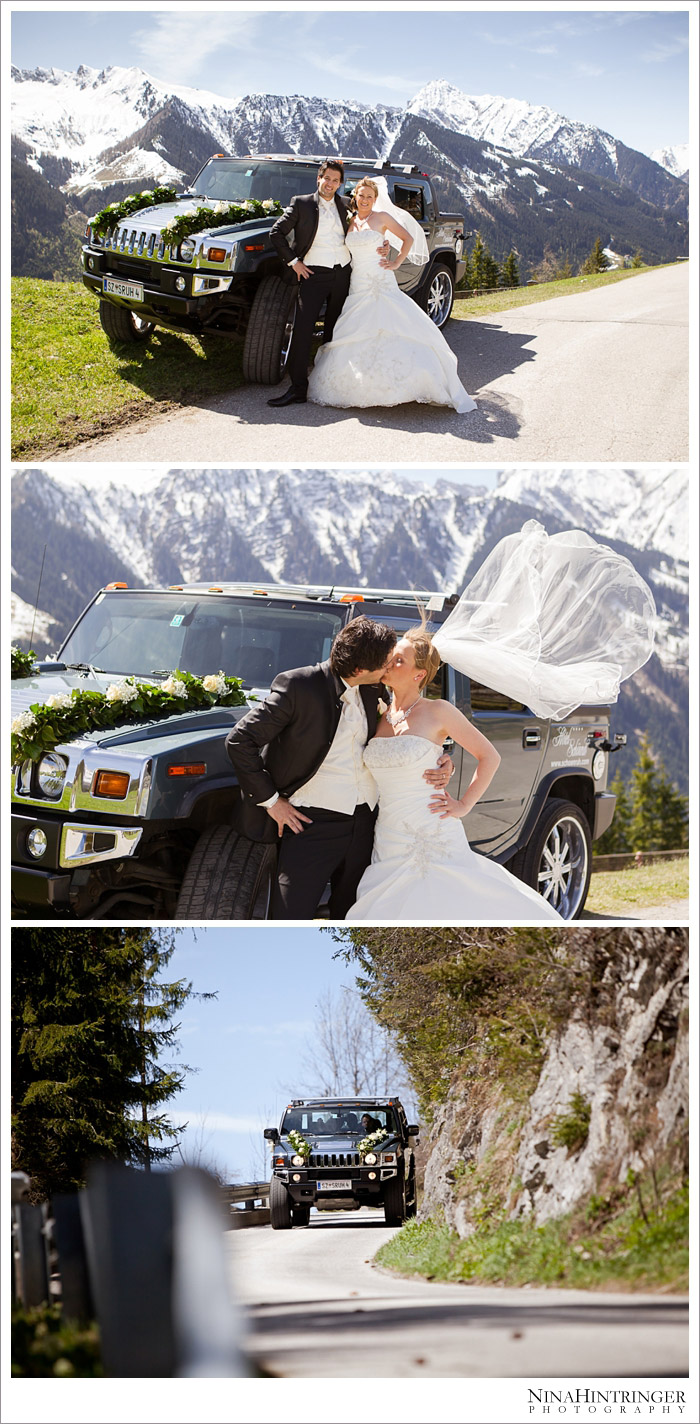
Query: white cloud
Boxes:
[
  {"xmin": 133, "ymin": 12, "xmax": 260, "ymax": 86},
  {"xmin": 169, "ymin": 1110, "xmax": 262, "ymax": 1133},
  {"xmin": 640, "ymin": 37, "xmax": 689, "ymax": 65}
]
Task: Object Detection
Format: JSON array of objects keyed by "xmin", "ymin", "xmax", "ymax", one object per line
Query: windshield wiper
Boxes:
[
  {"xmin": 148, "ymin": 669, "xmax": 173, "ymax": 677},
  {"xmin": 65, "ymin": 662, "xmax": 104, "ymax": 674}
]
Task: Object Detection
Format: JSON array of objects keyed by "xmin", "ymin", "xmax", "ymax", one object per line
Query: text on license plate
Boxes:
[
  {"xmin": 103, "ymin": 277, "xmax": 144, "ymax": 302},
  {"xmin": 317, "ymin": 1179, "xmax": 352, "ymax": 1191}
]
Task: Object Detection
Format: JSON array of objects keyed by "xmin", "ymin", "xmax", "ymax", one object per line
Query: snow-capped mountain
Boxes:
[
  {"xmin": 649, "ymin": 144, "xmax": 689, "ymax": 183},
  {"xmin": 12, "ymin": 65, "xmax": 686, "ymax": 214},
  {"xmin": 10, "ymin": 467, "xmax": 689, "ymax": 792}
]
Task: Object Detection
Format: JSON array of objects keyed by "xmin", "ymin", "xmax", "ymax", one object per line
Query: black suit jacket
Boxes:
[
  {"xmin": 270, "ymin": 190, "xmax": 353, "ymax": 272},
  {"xmin": 226, "ymin": 660, "xmax": 382, "ymax": 842}
]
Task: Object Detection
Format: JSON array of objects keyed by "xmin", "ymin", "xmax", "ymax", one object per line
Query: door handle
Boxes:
[{"xmin": 523, "ymin": 729, "xmax": 541, "ymax": 748}]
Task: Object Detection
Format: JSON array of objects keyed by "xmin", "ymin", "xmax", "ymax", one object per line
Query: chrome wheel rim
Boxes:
[
  {"xmin": 537, "ymin": 815, "xmax": 589, "ymax": 919},
  {"xmin": 427, "ymin": 271, "xmax": 453, "ymax": 326}
]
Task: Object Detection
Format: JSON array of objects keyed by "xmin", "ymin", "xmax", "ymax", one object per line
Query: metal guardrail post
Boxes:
[
  {"xmin": 171, "ymin": 1167, "xmax": 249, "ymax": 1377},
  {"xmin": 80, "ymin": 1162, "xmax": 176, "ymax": 1377},
  {"xmin": 13, "ymin": 1203, "xmax": 50, "ymax": 1308},
  {"xmin": 52, "ymin": 1193, "xmax": 93, "ymax": 1324}
]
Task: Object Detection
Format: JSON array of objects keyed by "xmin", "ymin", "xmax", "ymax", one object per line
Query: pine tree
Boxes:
[
  {"xmin": 595, "ymin": 768, "xmax": 632, "ymax": 854},
  {"xmin": 653, "ymin": 764, "xmax": 689, "ymax": 851},
  {"xmin": 501, "ymin": 251, "xmax": 520, "ymax": 287},
  {"xmin": 484, "ymin": 251, "xmax": 500, "ymax": 288},
  {"xmin": 468, "ymin": 233, "xmax": 487, "ymax": 288},
  {"xmin": 630, "ymin": 249, "xmax": 644, "ymax": 268},
  {"xmin": 628, "ymin": 735, "xmax": 663, "ymax": 850},
  {"xmin": 580, "ymin": 237, "xmax": 609, "ymax": 275},
  {"xmin": 11, "ymin": 928, "xmax": 213, "ymax": 1197}
]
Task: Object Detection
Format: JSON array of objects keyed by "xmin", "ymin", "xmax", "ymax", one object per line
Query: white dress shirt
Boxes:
[
  {"xmin": 302, "ymin": 195, "xmax": 351, "ymax": 269},
  {"xmin": 258, "ymin": 681, "xmax": 377, "ymax": 815}
]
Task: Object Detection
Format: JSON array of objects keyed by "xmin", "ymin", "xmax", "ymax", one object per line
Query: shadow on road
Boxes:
[
  {"xmin": 251, "ymin": 1296, "xmax": 689, "ymax": 1338},
  {"xmin": 112, "ymin": 317, "xmax": 540, "ymax": 448}
]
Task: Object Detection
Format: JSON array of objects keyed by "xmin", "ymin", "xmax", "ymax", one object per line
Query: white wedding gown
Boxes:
[
  {"xmin": 346, "ymin": 735, "xmax": 562, "ymax": 921},
  {"xmin": 308, "ymin": 227, "xmax": 476, "ymax": 412}
]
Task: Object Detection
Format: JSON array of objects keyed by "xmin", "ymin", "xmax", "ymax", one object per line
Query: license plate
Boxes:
[
  {"xmin": 103, "ymin": 276, "xmax": 144, "ymax": 302},
  {"xmin": 317, "ymin": 1179, "xmax": 352, "ymax": 1191}
]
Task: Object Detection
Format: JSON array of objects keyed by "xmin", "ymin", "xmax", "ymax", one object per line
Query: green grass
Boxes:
[
  {"xmin": 584, "ymin": 856, "xmax": 689, "ymax": 917},
  {"xmin": 452, "ymin": 263, "xmax": 670, "ymax": 320},
  {"xmin": 11, "ymin": 277, "xmax": 245, "ymax": 459},
  {"xmin": 376, "ymin": 1179, "xmax": 688, "ymax": 1294}
]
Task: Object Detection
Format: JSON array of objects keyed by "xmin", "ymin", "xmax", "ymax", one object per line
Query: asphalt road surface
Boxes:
[
  {"xmin": 226, "ymin": 1207, "xmax": 688, "ymax": 1378},
  {"xmin": 52, "ymin": 264, "xmax": 688, "ymax": 465}
]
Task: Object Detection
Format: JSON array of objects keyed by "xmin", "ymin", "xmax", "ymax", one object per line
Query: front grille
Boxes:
[
  {"xmin": 309, "ymin": 1152, "xmax": 360, "ymax": 1168},
  {"xmin": 102, "ymin": 227, "xmax": 169, "ymax": 260}
]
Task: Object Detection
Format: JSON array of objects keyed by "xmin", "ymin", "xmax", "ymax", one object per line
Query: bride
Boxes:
[
  {"xmin": 346, "ymin": 521, "xmax": 656, "ymax": 922},
  {"xmin": 346, "ymin": 625, "xmax": 563, "ymax": 922},
  {"xmin": 308, "ymin": 176, "xmax": 476, "ymax": 413}
]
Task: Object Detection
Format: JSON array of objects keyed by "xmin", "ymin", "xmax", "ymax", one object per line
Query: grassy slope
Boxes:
[
  {"xmin": 377, "ymin": 1179, "xmax": 688, "ymax": 1294},
  {"xmin": 12, "ymin": 265, "xmax": 667, "ymax": 458},
  {"xmin": 585, "ymin": 857, "xmax": 689, "ymax": 916},
  {"xmin": 11, "ymin": 279, "xmax": 244, "ymax": 459}
]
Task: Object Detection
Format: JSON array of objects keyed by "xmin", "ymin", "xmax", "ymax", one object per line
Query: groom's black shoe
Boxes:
[{"xmin": 267, "ymin": 386, "xmax": 307, "ymax": 407}]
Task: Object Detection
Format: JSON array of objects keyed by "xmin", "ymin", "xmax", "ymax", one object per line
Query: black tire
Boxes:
[
  {"xmin": 242, "ymin": 274, "xmax": 297, "ymax": 384},
  {"xmin": 508, "ymin": 797, "xmax": 593, "ymax": 920},
  {"xmin": 292, "ymin": 1205, "xmax": 311, "ymax": 1227},
  {"xmin": 270, "ymin": 1175, "xmax": 293, "ymax": 1231},
  {"xmin": 416, "ymin": 262, "xmax": 455, "ymax": 328},
  {"xmin": 383, "ymin": 1162, "xmax": 407, "ymax": 1227},
  {"xmin": 175, "ymin": 826, "xmax": 277, "ymax": 919},
  {"xmin": 99, "ymin": 300, "xmax": 154, "ymax": 343},
  {"xmin": 406, "ymin": 1162, "xmax": 417, "ymax": 1218}
]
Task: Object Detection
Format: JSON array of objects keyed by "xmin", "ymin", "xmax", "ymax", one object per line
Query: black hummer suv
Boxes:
[
  {"xmin": 264, "ymin": 1097, "xmax": 418, "ymax": 1229},
  {"xmin": 81, "ymin": 154, "xmax": 467, "ymax": 383},
  {"xmin": 11, "ymin": 581, "xmax": 622, "ymax": 921}
]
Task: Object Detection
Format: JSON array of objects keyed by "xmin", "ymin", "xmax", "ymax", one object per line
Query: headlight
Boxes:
[
  {"xmin": 291, "ymin": 1154, "xmax": 305, "ymax": 1167},
  {"xmin": 179, "ymin": 238, "xmax": 196, "ymax": 261},
  {"xmin": 364, "ymin": 1153, "xmax": 377, "ymax": 1165},
  {"xmin": 37, "ymin": 753, "xmax": 67, "ymax": 798}
]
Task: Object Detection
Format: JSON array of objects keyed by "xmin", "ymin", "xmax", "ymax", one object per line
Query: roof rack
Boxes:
[
  {"xmin": 239, "ymin": 153, "xmax": 425, "ymax": 175},
  {"xmin": 103, "ymin": 581, "xmax": 457, "ymax": 605}
]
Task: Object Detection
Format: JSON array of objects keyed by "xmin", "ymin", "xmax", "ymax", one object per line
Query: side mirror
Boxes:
[
  {"xmin": 263, "ymin": 1128, "xmax": 279, "ymax": 1142},
  {"xmin": 407, "ymin": 1125, "xmax": 420, "ymax": 1136}
]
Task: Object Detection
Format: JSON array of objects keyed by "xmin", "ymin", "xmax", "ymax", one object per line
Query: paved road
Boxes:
[
  {"xmin": 52, "ymin": 265, "xmax": 688, "ymax": 465},
  {"xmin": 227, "ymin": 1208, "xmax": 688, "ymax": 1378},
  {"xmin": 582, "ymin": 896, "xmax": 689, "ymax": 922}
]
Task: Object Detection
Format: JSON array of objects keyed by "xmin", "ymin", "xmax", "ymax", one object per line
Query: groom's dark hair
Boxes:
[
  {"xmin": 318, "ymin": 157, "xmax": 345, "ymax": 180},
  {"xmin": 330, "ymin": 617, "xmax": 396, "ymax": 679}
]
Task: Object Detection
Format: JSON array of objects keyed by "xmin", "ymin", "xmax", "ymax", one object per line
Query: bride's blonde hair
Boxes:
[
  {"xmin": 405, "ymin": 608, "xmax": 441, "ymax": 690},
  {"xmin": 351, "ymin": 176, "xmax": 379, "ymax": 209}
]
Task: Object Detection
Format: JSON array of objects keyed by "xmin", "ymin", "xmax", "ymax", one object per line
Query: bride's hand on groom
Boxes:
[{"xmin": 266, "ymin": 797, "xmax": 312, "ymax": 836}]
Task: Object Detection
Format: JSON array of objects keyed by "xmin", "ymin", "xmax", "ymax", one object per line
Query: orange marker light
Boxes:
[
  {"xmin": 167, "ymin": 763, "xmax": 206, "ymax": 777},
  {"xmin": 207, "ymin": 247, "xmax": 227, "ymax": 262},
  {"xmin": 92, "ymin": 770, "xmax": 130, "ymax": 799},
  {"xmin": 340, "ymin": 593, "xmax": 364, "ymax": 603},
  {"xmin": 105, "ymin": 582, "xmax": 128, "ymax": 590}
]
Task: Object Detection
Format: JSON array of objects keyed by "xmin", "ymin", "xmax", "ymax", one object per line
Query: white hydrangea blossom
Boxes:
[
  {"xmin": 262, "ymin": 199, "xmax": 275, "ymax": 210},
  {"xmin": 202, "ymin": 672, "xmax": 227, "ymax": 695},
  {"xmin": 213, "ymin": 201, "xmax": 230, "ymax": 215},
  {"xmin": 162, "ymin": 676, "xmax": 187, "ymax": 697},
  {"xmin": 46, "ymin": 693, "xmax": 74, "ymax": 711},
  {"xmin": 106, "ymin": 680, "xmax": 140, "ymax": 703},
  {"xmin": 12, "ymin": 710, "xmax": 37, "ymax": 734}
]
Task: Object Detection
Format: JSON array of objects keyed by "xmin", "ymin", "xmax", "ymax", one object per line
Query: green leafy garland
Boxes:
[
  {"xmin": 91, "ymin": 186, "xmax": 179, "ymax": 238},
  {"xmin": 356, "ymin": 1128, "xmax": 390, "ymax": 1158},
  {"xmin": 11, "ymin": 669, "xmax": 247, "ymax": 767},
  {"xmin": 159, "ymin": 198, "xmax": 282, "ymax": 246},
  {"xmin": 287, "ymin": 1130, "xmax": 312, "ymax": 1159},
  {"xmin": 11, "ymin": 647, "xmax": 37, "ymax": 680}
]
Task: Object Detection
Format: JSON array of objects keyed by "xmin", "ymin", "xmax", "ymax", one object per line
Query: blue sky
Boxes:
[
  {"xmin": 160, "ymin": 926, "xmax": 371, "ymax": 1182},
  {"xmin": 10, "ymin": 5, "xmax": 690, "ymax": 154}
]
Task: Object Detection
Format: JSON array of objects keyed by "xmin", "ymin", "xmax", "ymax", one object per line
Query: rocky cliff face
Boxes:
[{"xmin": 421, "ymin": 928, "xmax": 688, "ymax": 1235}]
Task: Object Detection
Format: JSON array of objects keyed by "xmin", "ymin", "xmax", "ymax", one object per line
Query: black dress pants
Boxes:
[
  {"xmin": 270, "ymin": 803, "xmax": 376, "ymax": 919},
  {"xmin": 287, "ymin": 263, "xmax": 351, "ymax": 393}
]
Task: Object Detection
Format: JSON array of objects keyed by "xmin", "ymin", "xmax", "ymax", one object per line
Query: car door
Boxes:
[{"xmin": 457, "ymin": 675, "xmax": 549, "ymax": 853}]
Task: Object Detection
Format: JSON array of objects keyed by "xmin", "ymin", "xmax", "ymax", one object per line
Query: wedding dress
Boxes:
[
  {"xmin": 346, "ymin": 735, "xmax": 562, "ymax": 921},
  {"xmin": 307, "ymin": 226, "xmax": 476, "ymax": 412}
]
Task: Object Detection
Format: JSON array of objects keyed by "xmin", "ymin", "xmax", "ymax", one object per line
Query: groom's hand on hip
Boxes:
[
  {"xmin": 423, "ymin": 753, "xmax": 454, "ymax": 789},
  {"xmin": 291, "ymin": 259, "xmax": 314, "ymax": 280},
  {"xmin": 266, "ymin": 797, "xmax": 312, "ymax": 836}
]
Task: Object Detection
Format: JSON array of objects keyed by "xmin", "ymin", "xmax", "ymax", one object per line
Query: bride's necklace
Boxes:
[{"xmin": 386, "ymin": 695, "xmax": 421, "ymax": 727}]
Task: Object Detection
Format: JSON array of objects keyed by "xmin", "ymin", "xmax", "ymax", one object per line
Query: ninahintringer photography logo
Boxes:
[{"xmin": 527, "ymin": 1388, "xmax": 686, "ymax": 1416}]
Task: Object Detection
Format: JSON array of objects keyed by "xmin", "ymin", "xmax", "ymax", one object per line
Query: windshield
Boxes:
[
  {"xmin": 59, "ymin": 593, "xmax": 344, "ymax": 686},
  {"xmin": 281, "ymin": 1106, "xmax": 398, "ymax": 1138},
  {"xmin": 191, "ymin": 158, "xmax": 404, "ymax": 208}
]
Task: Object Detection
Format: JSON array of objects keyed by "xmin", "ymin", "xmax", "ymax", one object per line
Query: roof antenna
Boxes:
[{"xmin": 29, "ymin": 543, "xmax": 48, "ymax": 650}]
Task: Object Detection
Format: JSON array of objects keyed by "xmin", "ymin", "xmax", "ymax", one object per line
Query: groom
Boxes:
[
  {"xmin": 225, "ymin": 617, "xmax": 451, "ymax": 919},
  {"xmin": 267, "ymin": 157, "xmax": 388, "ymax": 408}
]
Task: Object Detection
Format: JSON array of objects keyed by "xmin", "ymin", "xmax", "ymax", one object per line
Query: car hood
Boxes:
[
  {"xmin": 99, "ymin": 197, "xmax": 275, "ymax": 239},
  {"xmin": 283, "ymin": 1134, "xmax": 395, "ymax": 1153},
  {"xmin": 12, "ymin": 669, "xmax": 252, "ymax": 747}
]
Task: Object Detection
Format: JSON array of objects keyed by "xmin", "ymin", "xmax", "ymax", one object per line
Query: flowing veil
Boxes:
[
  {"xmin": 371, "ymin": 176, "xmax": 429, "ymax": 266},
  {"xmin": 432, "ymin": 520, "xmax": 656, "ymax": 719}
]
